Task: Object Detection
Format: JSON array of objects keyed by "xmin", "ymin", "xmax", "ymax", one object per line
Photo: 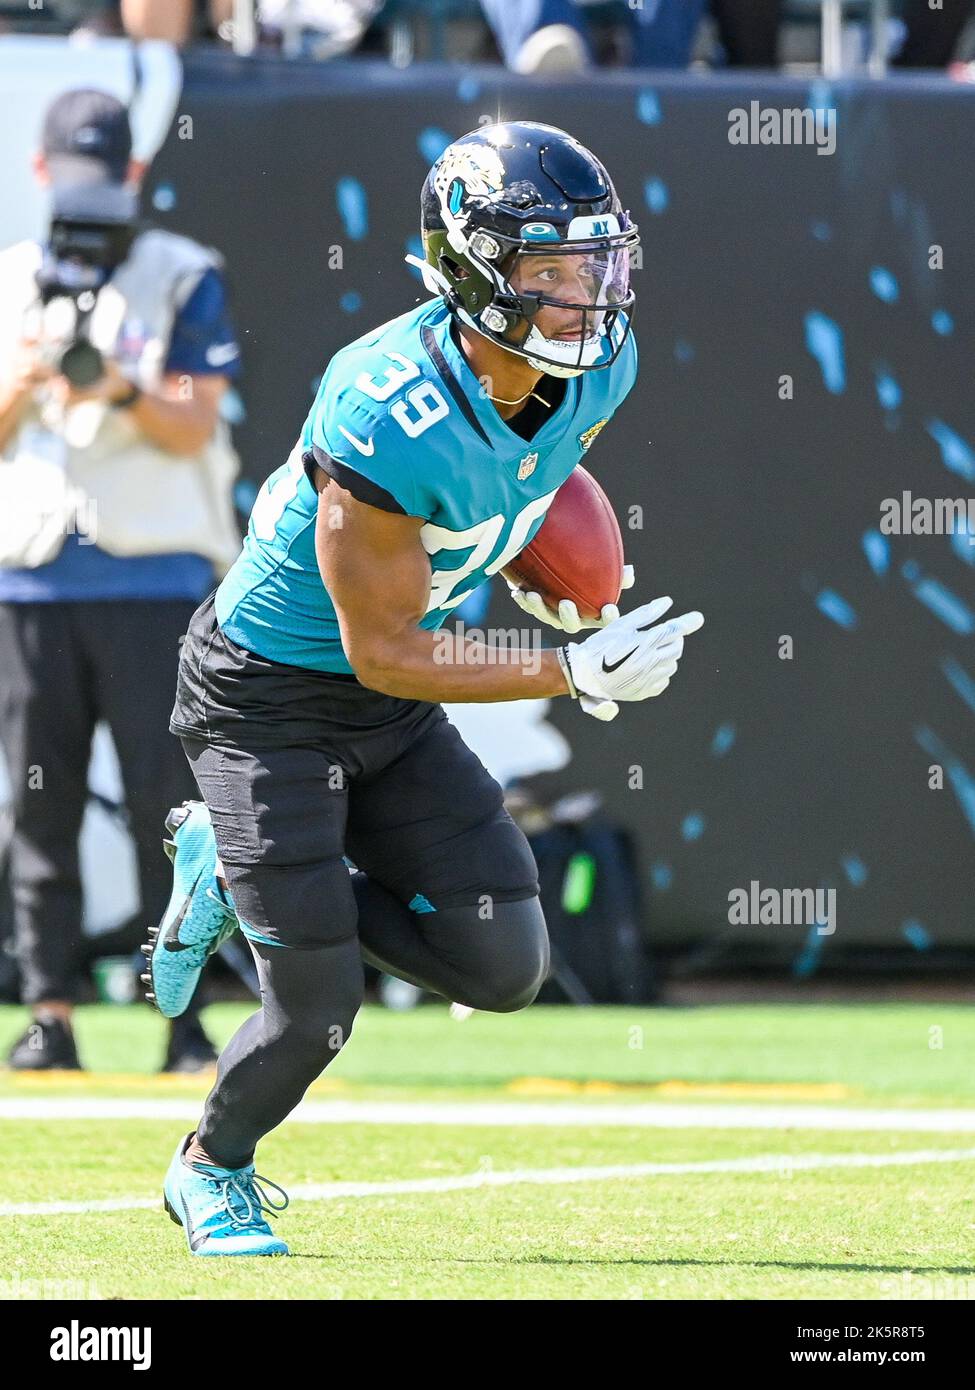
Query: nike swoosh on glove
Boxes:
[
  {"xmin": 558, "ymin": 596, "xmax": 705, "ymax": 721},
  {"xmin": 508, "ymin": 565, "xmax": 635, "ymax": 634}
]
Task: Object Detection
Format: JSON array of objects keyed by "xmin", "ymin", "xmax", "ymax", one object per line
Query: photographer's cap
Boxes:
[{"xmin": 42, "ymin": 88, "xmax": 137, "ymax": 222}]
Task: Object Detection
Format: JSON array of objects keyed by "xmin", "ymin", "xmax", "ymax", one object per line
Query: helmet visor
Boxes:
[
  {"xmin": 504, "ymin": 244, "xmax": 632, "ymax": 343},
  {"xmin": 512, "ymin": 245, "xmax": 630, "ymax": 303}
]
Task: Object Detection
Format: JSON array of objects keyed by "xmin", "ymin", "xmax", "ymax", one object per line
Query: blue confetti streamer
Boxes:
[
  {"xmin": 792, "ymin": 925, "xmax": 825, "ymax": 979},
  {"xmin": 233, "ymin": 479, "xmax": 258, "ymax": 512},
  {"xmin": 941, "ymin": 655, "xmax": 975, "ymax": 716},
  {"xmin": 804, "ymin": 312, "xmax": 846, "ymax": 394},
  {"xmin": 815, "ymin": 589, "xmax": 858, "ymax": 629},
  {"xmin": 643, "ymin": 178, "xmax": 669, "ymax": 214},
  {"xmin": 336, "ymin": 177, "xmax": 368, "ymax": 240},
  {"xmin": 869, "ymin": 266, "xmax": 899, "ymax": 303},
  {"xmin": 808, "ymin": 78, "xmax": 833, "ymax": 111},
  {"xmin": 650, "ymin": 861, "xmax": 672, "ymax": 891},
  {"xmin": 711, "ymin": 723, "xmax": 736, "ymax": 756},
  {"xmin": 925, "ymin": 420, "xmax": 975, "ymax": 483},
  {"xmin": 810, "ymin": 220, "xmax": 832, "ymax": 242},
  {"xmin": 902, "ymin": 919, "xmax": 932, "ymax": 951},
  {"xmin": 340, "ymin": 291, "xmax": 362, "ymax": 314},
  {"xmin": 417, "ymin": 127, "xmax": 453, "ymax": 167},
  {"xmin": 674, "ymin": 339, "xmax": 695, "ymax": 363},
  {"xmin": 636, "ymin": 89, "xmax": 662, "ymax": 125},
  {"xmin": 932, "ymin": 309, "xmax": 954, "ymax": 336},
  {"xmin": 841, "ymin": 855, "xmax": 868, "ymax": 887},
  {"xmin": 681, "ymin": 813, "xmax": 705, "ymax": 842},
  {"xmin": 950, "ymin": 519, "xmax": 975, "ymax": 566},
  {"xmin": 902, "ymin": 567, "xmax": 975, "ymax": 634},
  {"xmin": 874, "ymin": 367, "xmax": 901, "ymax": 411},
  {"xmin": 862, "ymin": 529, "xmax": 890, "ymax": 577},
  {"xmin": 915, "ymin": 726, "xmax": 975, "ymax": 837},
  {"xmin": 457, "ymin": 75, "xmax": 479, "ymax": 102}
]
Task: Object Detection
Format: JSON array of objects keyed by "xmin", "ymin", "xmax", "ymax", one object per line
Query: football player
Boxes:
[{"xmin": 151, "ymin": 122, "xmax": 704, "ymax": 1255}]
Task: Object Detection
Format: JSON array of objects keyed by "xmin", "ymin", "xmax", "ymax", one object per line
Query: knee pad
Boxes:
[
  {"xmin": 224, "ymin": 856, "xmax": 358, "ymax": 950},
  {"xmin": 441, "ymin": 895, "xmax": 550, "ymax": 1013}
]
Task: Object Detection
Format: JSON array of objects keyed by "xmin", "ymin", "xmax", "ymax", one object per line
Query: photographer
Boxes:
[{"xmin": 0, "ymin": 89, "xmax": 242, "ymax": 1071}]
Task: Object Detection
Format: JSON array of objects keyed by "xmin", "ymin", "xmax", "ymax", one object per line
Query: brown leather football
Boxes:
[{"xmin": 502, "ymin": 465, "xmax": 624, "ymax": 621}]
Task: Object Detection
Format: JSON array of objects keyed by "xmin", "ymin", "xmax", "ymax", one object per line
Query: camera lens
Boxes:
[{"xmin": 59, "ymin": 339, "xmax": 104, "ymax": 388}]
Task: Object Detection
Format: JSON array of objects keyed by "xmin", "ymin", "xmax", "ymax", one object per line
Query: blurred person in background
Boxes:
[
  {"xmin": 893, "ymin": 0, "xmax": 975, "ymax": 67},
  {"xmin": 479, "ymin": 0, "xmax": 783, "ymax": 73},
  {"xmin": 122, "ymin": 0, "xmax": 382, "ymax": 56},
  {"xmin": 0, "ymin": 89, "xmax": 242, "ymax": 1072}
]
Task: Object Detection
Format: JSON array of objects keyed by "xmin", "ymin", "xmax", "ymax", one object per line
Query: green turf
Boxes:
[
  {"xmin": 3, "ymin": 1003, "xmax": 975, "ymax": 1299},
  {"xmin": 2, "ymin": 1001, "xmax": 973, "ymax": 1102}
]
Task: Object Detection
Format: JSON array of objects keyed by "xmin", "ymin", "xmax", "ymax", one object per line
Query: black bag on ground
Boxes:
[{"xmin": 528, "ymin": 818, "xmax": 656, "ymax": 1005}]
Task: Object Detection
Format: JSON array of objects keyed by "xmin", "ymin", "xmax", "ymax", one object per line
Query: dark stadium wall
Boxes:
[{"xmin": 150, "ymin": 55, "xmax": 975, "ymax": 962}]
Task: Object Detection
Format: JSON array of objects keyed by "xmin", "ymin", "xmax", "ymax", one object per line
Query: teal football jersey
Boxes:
[{"xmin": 215, "ymin": 298, "xmax": 638, "ymax": 673}]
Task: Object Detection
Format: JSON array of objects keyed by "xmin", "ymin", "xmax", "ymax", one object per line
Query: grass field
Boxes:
[{"xmin": 2, "ymin": 1002, "xmax": 974, "ymax": 1300}]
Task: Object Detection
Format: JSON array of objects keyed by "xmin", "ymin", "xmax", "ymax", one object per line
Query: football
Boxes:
[{"xmin": 501, "ymin": 465, "xmax": 624, "ymax": 621}]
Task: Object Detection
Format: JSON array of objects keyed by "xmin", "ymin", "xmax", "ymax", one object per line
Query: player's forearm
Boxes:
[
  {"xmin": 0, "ymin": 380, "xmax": 35, "ymax": 452},
  {"xmin": 348, "ymin": 630, "xmax": 570, "ymax": 702}
]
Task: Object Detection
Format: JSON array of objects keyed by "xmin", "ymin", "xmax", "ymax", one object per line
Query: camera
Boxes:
[{"xmin": 34, "ymin": 215, "xmax": 137, "ymax": 387}]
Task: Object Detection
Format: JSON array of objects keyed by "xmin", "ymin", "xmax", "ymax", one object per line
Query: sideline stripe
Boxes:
[
  {"xmin": 6, "ymin": 1147, "xmax": 975, "ymax": 1219},
  {"xmin": 4, "ymin": 1097, "xmax": 975, "ymax": 1131}
]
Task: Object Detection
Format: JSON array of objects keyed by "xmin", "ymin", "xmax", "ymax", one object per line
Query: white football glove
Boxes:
[
  {"xmin": 558, "ymin": 596, "xmax": 705, "ymax": 721},
  {"xmin": 508, "ymin": 564, "xmax": 635, "ymax": 634}
]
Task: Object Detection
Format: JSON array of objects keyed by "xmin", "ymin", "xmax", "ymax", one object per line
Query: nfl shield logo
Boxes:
[{"xmin": 517, "ymin": 451, "xmax": 538, "ymax": 481}]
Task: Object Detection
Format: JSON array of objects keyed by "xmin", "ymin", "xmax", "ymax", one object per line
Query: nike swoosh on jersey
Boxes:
[
  {"xmin": 337, "ymin": 425, "xmax": 375, "ymax": 456},
  {"xmin": 602, "ymin": 648, "xmax": 637, "ymax": 674}
]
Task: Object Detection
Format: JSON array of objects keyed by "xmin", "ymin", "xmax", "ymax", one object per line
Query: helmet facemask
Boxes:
[
  {"xmin": 415, "ymin": 219, "xmax": 638, "ymax": 380},
  {"xmin": 479, "ymin": 237, "xmax": 634, "ymax": 378}
]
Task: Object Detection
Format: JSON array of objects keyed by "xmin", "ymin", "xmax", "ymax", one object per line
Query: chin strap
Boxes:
[{"xmin": 404, "ymin": 253, "xmax": 455, "ymax": 300}]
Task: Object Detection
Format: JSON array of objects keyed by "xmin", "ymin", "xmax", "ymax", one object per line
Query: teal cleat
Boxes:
[
  {"xmin": 142, "ymin": 801, "xmax": 240, "ymax": 1018},
  {"xmin": 163, "ymin": 1133, "xmax": 290, "ymax": 1257}
]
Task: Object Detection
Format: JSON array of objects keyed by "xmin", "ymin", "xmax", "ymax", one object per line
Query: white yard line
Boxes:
[
  {"xmin": 5, "ymin": 1147, "xmax": 975, "ymax": 1219},
  {"xmin": 3, "ymin": 1097, "xmax": 975, "ymax": 1131}
]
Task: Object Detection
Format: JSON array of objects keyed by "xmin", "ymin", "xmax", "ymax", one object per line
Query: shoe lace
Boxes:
[{"xmin": 216, "ymin": 1172, "xmax": 290, "ymax": 1232}]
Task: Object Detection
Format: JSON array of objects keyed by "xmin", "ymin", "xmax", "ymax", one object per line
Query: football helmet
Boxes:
[{"xmin": 409, "ymin": 121, "xmax": 639, "ymax": 379}]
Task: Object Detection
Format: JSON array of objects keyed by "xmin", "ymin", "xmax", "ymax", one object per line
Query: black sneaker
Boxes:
[
  {"xmin": 161, "ymin": 1015, "xmax": 219, "ymax": 1074},
  {"xmin": 7, "ymin": 1013, "xmax": 82, "ymax": 1071}
]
